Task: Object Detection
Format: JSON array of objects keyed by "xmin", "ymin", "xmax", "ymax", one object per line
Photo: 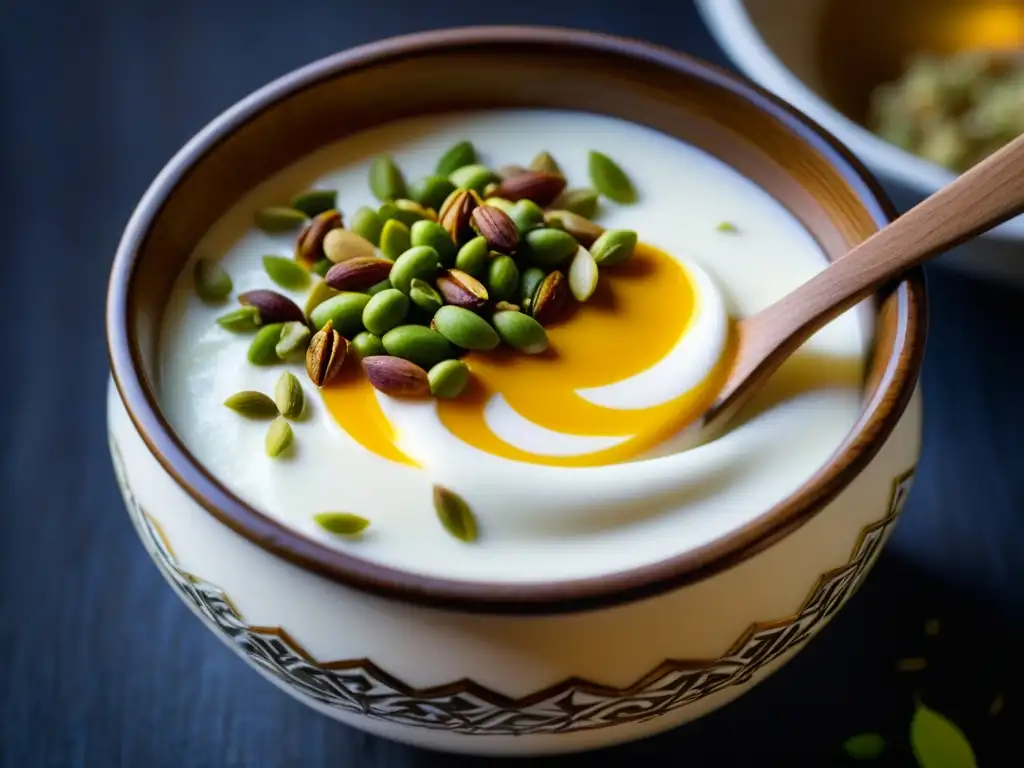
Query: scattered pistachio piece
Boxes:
[
  {"xmin": 248, "ymin": 323, "xmax": 286, "ymax": 365},
  {"xmin": 313, "ymin": 512, "xmax": 370, "ymax": 536},
  {"xmin": 435, "ymin": 140, "xmax": 476, "ymax": 176},
  {"xmin": 274, "ymin": 371, "xmax": 305, "ymax": 420},
  {"xmin": 433, "ymin": 485, "xmax": 478, "ymax": 542},
  {"xmin": 194, "ymin": 258, "xmax": 233, "ymax": 302},
  {"xmin": 216, "ymin": 306, "xmax": 261, "ymax": 332},
  {"xmin": 223, "ymin": 391, "xmax": 278, "ymax": 418},
  {"xmin": 275, "ymin": 321, "xmax": 311, "ymax": 360},
  {"xmin": 369, "ymin": 155, "xmax": 408, "ymax": 201},
  {"xmin": 362, "ymin": 355, "xmax": 431, "ymax": 397},
  {"xmin": 588, "ymin": 150, "xmax": 636, "ymax": 204},
  {"xmin": 255, "ymin": 206, "xmax": 309, "ymax": 233},
  {"xmin": 842, "ymin": 734, "xmax": 886, "ymax": 761},
  {"xmin": 717, "ymin": 221, "xmax": 739, "ymax": 234},
  {"xmin": 428, "ymin": 359, "xmax": 471, "ymax": 399},
  {"xmin": 289, "ymin": 189, "xmax": 337, "ymax": 217},
  {"xmin": 567, "ymin": 246, "xmax": 599, "ymax": 302},
  {"xmin": 265, "ymin": 417, "xmax": 294, "ymax": 458},
  {"xmin": 262, "ymin": 255, "xmax": 310, "ymax": 290}
]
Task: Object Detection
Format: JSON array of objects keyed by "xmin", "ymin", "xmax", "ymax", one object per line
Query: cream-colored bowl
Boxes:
[
  {"xmin": 105, "ymin": 27, "xmax": 924, "ymax": 756},
  {"xmin": 697, "ymin": 0, "xmax": 1024, "ymax": 286}
]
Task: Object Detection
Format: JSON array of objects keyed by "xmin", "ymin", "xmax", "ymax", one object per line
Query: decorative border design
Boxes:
[{"xmin": 110, "ymin": 434, "xmax": 914, "ymax": 735}]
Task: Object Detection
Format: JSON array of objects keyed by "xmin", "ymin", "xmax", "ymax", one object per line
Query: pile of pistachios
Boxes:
[
  {"xmin": 869, "ymin": 50, "xmax": 1024, "ymax": 172},
  {"xmin": 195, "ymin": 141, "xmax": 640, "ymax": 415}
]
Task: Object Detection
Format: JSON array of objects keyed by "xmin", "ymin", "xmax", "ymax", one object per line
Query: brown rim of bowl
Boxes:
[{"xmin": 106, "ymin": 26, "xmax": 926, "ymax": 616}]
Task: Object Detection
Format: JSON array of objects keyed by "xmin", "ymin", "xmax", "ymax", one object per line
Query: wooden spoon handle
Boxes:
[{"xmin": 718, "ymin": 132, "xmax": 1024, "ymax": 408}]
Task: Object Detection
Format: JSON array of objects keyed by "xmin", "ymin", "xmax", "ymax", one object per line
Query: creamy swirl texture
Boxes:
[{"xmin": 158, "ymin": 110, "xmax": 870, "ymax": 582}]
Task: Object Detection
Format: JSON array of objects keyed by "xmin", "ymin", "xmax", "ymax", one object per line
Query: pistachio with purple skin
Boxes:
[
  {"xmin": 295, "ymin": 210, "xmax": 342, "ymax": 264},
  {"xmin": 324, "ymin": 257, "xmax": 394, "ymax": 292},
  {"xmin": 238, "ymin": 289, "xmax": 305, "ymax": 325},
  {"xmin": 362, "ymin": 355, "xmax": 431, "ymax": 397},
  {"xmin": 435, "ymin": 268, "xmax": 488, "ymax": 310},
  {"xmin": 471, "ymin": 205, "xmax": 519, "ymax": 253},
  {"xmin": 493, "ymin": 170, "xmax": 566, "ymax": 207}
]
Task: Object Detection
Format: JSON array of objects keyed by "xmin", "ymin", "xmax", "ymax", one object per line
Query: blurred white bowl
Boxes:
[{"xmin": 697, "ymin": 0, "xmax": 1024, "ymax": 286}]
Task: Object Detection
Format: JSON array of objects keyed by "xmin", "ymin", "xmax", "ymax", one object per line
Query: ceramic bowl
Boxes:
[
  {"xmin": 697, "ymin": 0, "xmax": 1024, "ymax": 287},
  {"xmin": 105, "ymin": 27, "xmax": 925, "ymax": 756}
]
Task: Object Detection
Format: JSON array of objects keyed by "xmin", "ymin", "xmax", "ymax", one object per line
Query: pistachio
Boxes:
[
  {"xmin": 366, "ymin": 279, "xmax": 392, "ymax": 296},
  {"xmin": 303, "ymin": 281, "xmax": 339, "ymax": 319},
  {"xmin": 567, "ymin": 246, "xmax": 599, "ymax": 302},
  {"xmin": 290, "ymin": 189, "xmax": 337, "ymax": 217},
  {"xmin": 494, "ymin": 170, "xmax": 566, "ymax": 207},
  {"xmin": 223, "ymin": 391, "xmax": 278, "ymax": 418},
  {"xmin": 305, "ymin": 319, "xmax": 347, "ymax": 386},
  {"xmin": 437, "ymin": 188, "xmax": 478, "ymax": 242},
  {"xmin": 194, "ymin": 259, "xmax": 233, "ymax": 302},
  {"xmin": 410, "ymin": 219, "xmax": 457, "ymax": 266},
  {"xmin": 435, "ymin": 140, "xmax": 476, "ymax": 176},
  {"xmin": 312, "ymin": 258, "xmax": 332, "ymax": 278},
  {"xmin": 274, "ymin": 371, "xmax": 305, "ymax": 419},
  {"xmin": 309, "ymin": 292, "xmax": 371, "ymax": 336},
  {"xmin": 362, "ymin": 288, "xmax": 409, "ymax": 336},
  {"xmin": 216, "ymin": 306, "xmax": 261, "ymax": 332},
  {"xmin": 382, "ymin": 325, "xmax": 454, "ymax": 368},
  {"xmin": 561, "ymin": 188, "xmax": 600, "ymax": 218},
  {"xmin": 262, "ymin": 255, "xmax": 310, "ymax": 290},
  {"xmin": 411, "ymin": 174, "xmax": 458, "ymax": 212},
  {"xmin": 432, "ymin": 305, "xmax": 500, "ymax": 351},
  {"xmin": 509, "ymin": 199, "xmax": 547, "ymax": 234},
  {"xmin": 588, "ymin": 150, "xmax": 636, "ymax": 203},
  {"xmin": 295, "ymin": 210, "xmax": 343, "ymax": 264},
  {"xmin": 350, "ymin": 206, "xmax": 384, "ymax": 246},
  {"xmin": 495, "ymin": 163, "xmax": 527, "ymax": 180},
  {"xmin": 487, "ymin": 255, "xmax": 519, "ymax": 302},
  {"xmin": 433, "ymin": 485, "xmax": 478, "ymax": 542},
  {"xmin": 529, "ymin": 150, "xmax": 562, "ymax": 176},
  {"xmin": 350, "ymin": 331, "xmax": 385, "ymax": 359},
  {"xmin": 275, "ymin": 321, "xmax": 312, "ymax": 360},
  {"xmin": 481, "ymin": 181, "xmax": 500, "ymax": 198},
  {"xmin": 322, "ymin": 228, "xmax": 375, "ymax": 264},
  {"xmin": 482, "ymin": 196, "xmax": 515, "ymax": 215},
  {"xmin": 248, "ymin": 322, "xmax": 285, "ymax": 365},
  {"xmin": 518, "ymin": 267, "xmax": 546, "ymax": 310},
  {"xmin": 717, "ymin": 221, "xmax": 738, "ymax": 233},
  {"xmin": 428, "ymin": 359, "xmax": 471, "ymax": 399},
  {"xmin": 471, "ymin": 205, "xmax": 519, "ymax": 253},
  {"xmin": 409, "ymin": 278, "xmax": 443, "ymax": 315},
  {"xmin": 369, "ymin": 155, "xmax": 408, "ymax": 201},
  {"xmin": 449, "ymin": 163, "xmax": 497, "ymax": 193},
  {"xmin": 590, "ymin": 229, "xmax": 638, "ymax": 267},
  {"xmin": 494, "ymin": 300, "xmax": 520, "ymax": 312},
  {"xmin": 389, "ymin": 245, "xmax": 439, "ymax": 294},
  {"xmin": 544, "ymin": 209, "xmax": 605, "ymax": 247},
  {"xmin": 493, "ymin": 310, "xmax": 549, "ymax": 354},
  {"xmin": 435, "ymin": 268, "xmax": 488, "ymax": 310},
  {"xmin": 324, "ymin": 256, "xmax": 394, "ymax": 292},
  {"xmin": 454, "ymin": 236, "xmax": 490, "ymax": 278},
  {"xmin": 362, "ymin": 355, "xmax": 431, "ymax": 397},
  {"xmin": 377, "ymin": 201, "xmax": 399, "ymax": 224},
  {"xmin": 523, "ymin": 228, "xmax": 578, "ymax": 268},
  {"xmin": 265, "ymin": 418, "xmax": 294, "ymax": 458},
  {"xmin": 255, "ymin": 206, "xmax": 308, "ymax": 233},
  {"xmin": 238, "ymin": 289, "xmax": 305, "ymax": 324},
  {"xmin": 390, "ymin": 198, "xmax": 436, "ymax": 227},
  {"xmin": 379, "ymin": 219, "xmax": 412, "ymax": 261},
  {"xmin": 313, "ymin": 512, "xmax": 370, "ymax": 536},
  {"xmin": 531, "ymin": 271, "xmax": 571, "ymax": 326}
]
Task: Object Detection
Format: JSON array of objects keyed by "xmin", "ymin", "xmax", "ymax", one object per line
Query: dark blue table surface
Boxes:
[{"xmin": 1, "ymin": 1, "xmax": 1021, "ymax": 765}]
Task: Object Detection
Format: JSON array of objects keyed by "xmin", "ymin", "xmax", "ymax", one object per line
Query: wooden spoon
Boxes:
[{"xmin": 704, "ymin": 131, "xmax": 1024, "ymax": 435}]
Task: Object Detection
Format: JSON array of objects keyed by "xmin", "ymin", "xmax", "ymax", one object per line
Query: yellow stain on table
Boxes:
[{"xmin": 321, "ymin": 244, "xmax": 730, "ymax": 468}]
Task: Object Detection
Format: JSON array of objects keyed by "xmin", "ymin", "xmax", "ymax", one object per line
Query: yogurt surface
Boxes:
[{"xmin": 158, "ymin": 109, "xmax": 871, "ymax": 582}]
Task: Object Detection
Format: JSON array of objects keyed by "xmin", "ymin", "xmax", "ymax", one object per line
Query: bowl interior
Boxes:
[
  {"xmin": 743, "ymin": 0, "xmax": 1024, "ymax": 126},
  {"xmin": 108, "ymin": 29, "xmax": 924, "ymax": 612}
]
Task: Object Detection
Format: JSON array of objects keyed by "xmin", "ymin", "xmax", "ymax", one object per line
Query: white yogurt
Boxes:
[{"xmin": 158, "ymin": 109, "xmax": 871, "ymax": 583}]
